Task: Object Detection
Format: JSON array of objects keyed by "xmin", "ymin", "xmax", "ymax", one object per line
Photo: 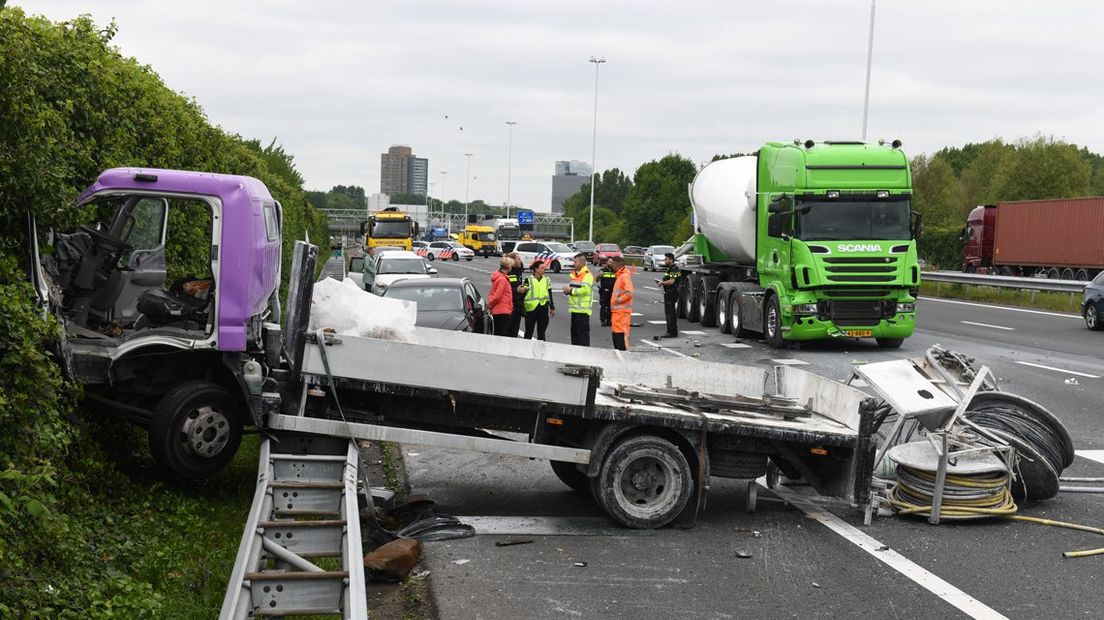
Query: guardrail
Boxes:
[{"xmin": 922, "ymin": 271, "xmax": 1087, "ymax": 293}]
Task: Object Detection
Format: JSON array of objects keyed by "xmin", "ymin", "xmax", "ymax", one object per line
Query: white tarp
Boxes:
[{"xmin": 309, "ymin": 277, "xmax": 417, "ymax": 341}]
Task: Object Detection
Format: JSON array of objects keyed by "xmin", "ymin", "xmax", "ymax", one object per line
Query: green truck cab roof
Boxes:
[{"xmin": 761, "ymin": 142, "xmax": 911, "ymax": 192}]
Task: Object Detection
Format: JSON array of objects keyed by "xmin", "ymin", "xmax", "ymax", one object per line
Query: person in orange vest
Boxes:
[{"xmin": 609, "ymin": 256, "xmax": 634, "ymax": 351}]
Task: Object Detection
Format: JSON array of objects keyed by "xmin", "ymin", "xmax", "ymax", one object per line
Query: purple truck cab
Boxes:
[{"xmin": 33, "ymin": 168, "xmax": 285, "ymax": 479}]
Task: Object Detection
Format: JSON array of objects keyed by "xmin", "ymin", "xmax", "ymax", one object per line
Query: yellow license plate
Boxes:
[{"xmin": 845, "ymin": 330, "xmax": 873, "ymax": 337}]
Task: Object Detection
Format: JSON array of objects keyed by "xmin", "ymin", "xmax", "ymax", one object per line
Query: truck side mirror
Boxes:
[
  {"xmin": 359, "ymin": 220, "xmax": 368, "ymax": 235},
  {"xmin": 413, "ymin": 222, "xmax": 420, "ymax": 236},
  {"xmin": 910, "ymin": 212, "xmax": 924, "ymax": 239}
]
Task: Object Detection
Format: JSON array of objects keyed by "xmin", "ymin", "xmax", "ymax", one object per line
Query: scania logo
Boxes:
[{"xmin": 838, "ymin": 244, "xmax": 883, "ymax": 252}]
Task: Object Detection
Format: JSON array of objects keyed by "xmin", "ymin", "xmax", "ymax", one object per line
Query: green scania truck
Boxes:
[{"xmin": 681, "ymin": 140, "xmax": 921, "ymax": 348}]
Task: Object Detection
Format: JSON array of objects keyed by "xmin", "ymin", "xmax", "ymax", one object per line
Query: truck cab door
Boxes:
[
  {"xmin": 113, "ymin": 197, "xmax": 169, "ymax": 321},
  {"xmin": 761, "ymin": 197, "xmax": 793, "ymax": 282}
]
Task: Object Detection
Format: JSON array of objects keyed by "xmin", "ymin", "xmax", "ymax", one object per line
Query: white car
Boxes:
[
  {"xmin": 673, "ymin": 240, "xmax": 702, "ymax": 269},
  {"xmin": 642, "ymin": 245, "xmax": 675, "ymax": 271},
  {"xmin": 426, "ymin": 241, "xmax": 475, "ymax": 262},
  {"xmin": 362, "ymin": 250, "xmax": 436, "ymax": 294},
  {"xmin": 514, "ymin": 241, "xmax": 577, "ymax": 273}
]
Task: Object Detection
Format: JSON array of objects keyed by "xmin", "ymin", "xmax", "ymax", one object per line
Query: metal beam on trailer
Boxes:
[{"xmin": 268, "ymin": 414, "xmax": 592, "ymax": 464}]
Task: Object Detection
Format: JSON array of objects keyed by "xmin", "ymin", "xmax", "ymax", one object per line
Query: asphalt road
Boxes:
[{"xmin": 391, "ymin": 257, "xmax": 1104, "ymax": 619}]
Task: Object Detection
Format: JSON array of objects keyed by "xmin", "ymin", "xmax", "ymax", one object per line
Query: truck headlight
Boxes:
[
  {"xmin": 897, "ymin": 302, "xmax": 914, "ymax": 312},
  {"xmin": 792, "ymin": 303, "xmax": 818, "ymax": 315}
]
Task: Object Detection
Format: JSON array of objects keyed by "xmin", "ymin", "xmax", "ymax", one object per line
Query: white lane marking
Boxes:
[
  {"xmin": 770, "ymin": 358, "xmax": 808, "ymax": 366},
  {"xmin": 760, "ymin": 480, "xmax": 1008, "ymax": 620},
  {"xmin": 648, "ymin": 320, "xmax": 667, "ymax": 325},
  {"xmin": 644, "ymin": 286, "xmax": 661, "ymax": 291},
  {"xmin": 458, "ymin": 516, "xmax": 654, "ymax": 537},
  {"xmin": 960, "ymin": 321, "xmax": 1014, "ymax": 331},
  {"xmin": 922, "ymin": 296, "xmax": 1079, "ymax": 319},
  {"xmin": 639, "ymin": 339, "xmax": 688, "ymax": 358},
  {"xmin": 1077, "ymin": 450, "xmax": 1104, "ymax": 465},
  {"xmin": 1014, "ymin": 361, "xmax": 1100, "ymax": 379},
  {"xmin": 681, "ymin": 330, "xmax": 706, "ymax": 335},
  {"xmin": 631, "ymin": 312, "xmax": 643, "ymax": 316},
  {"xmin": 721, "ymin": 343, "xmax": 751, "ymax": 349}
]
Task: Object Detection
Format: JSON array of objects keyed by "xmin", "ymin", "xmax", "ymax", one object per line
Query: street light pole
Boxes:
[
  {"xmin": 505, "ymin": 121, "xmax": 517, "ymax": 218},
  {"xmin": 861, "ymin": 0, "xmax": 876, "ymax": 142},
  {"xmin": 438, "ymin": 170, "xmax": 447, "ymax": 230},
  {"xmin": 464, "ymin": 153, "xmax": 473, "ymax": 224},
  {"xmin": 588, "ymin": 56, "xmax": 606, "ymax": 242}
]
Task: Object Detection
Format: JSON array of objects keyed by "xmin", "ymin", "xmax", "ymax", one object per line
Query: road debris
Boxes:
[
  {"xmin": 735, "ymin": 549, "xmax": 752, "ymax": 558},
  {"xmin": 494, "ymin": 539, "xmax": 534, "ymax": 547},
  {"xmin": 573, "ymin": 562, "xmax": 588, "ymax": 567}
]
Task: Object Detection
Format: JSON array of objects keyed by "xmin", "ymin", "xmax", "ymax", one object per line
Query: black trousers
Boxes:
[
  {"xmin": 664, "ymin": 295, "xmax": 678, "ymax": 336},
  {"xmin": 569, "ymin": 312, "xmax": 590, "ymax": 346},
  {"xmin": 508, "ymin": 305, "xmax": 524, "ymax": 337},
  {"xmin": 524, "ymin": 305, "xmax": 550, "ymax": 341},
  {"xmin": 599, "ymin": 291, "xmax": 612, "ymax": 326},
  {"xmin": 492, "ymin": 313, "xmax": 513, "ymax": 337},
  {"xmin": 612, "ymin": 332, "xmax": 627, "ymax": 351}
]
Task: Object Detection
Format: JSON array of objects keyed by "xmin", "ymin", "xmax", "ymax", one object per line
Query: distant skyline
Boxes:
[{"xmin": 15, "ymin": 1, "xmax": 1104, "ymax": 213}]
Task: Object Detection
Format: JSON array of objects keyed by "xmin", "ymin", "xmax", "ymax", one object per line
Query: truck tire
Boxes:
[
  {"xmin": 1076, "ymin": 269, "xmax": 1089, "ymax": 282},
  {"xmin": 148, "ymin": 380, "xmax": 243, "ymax": 480},
  {"xmin": 709, "ymin": 450, "xmax": 768, "ymax": 479},
  {"xmin": 727, "ymin": 290, "xmax": 751, "ymax": 339},
  {"xmin": 763, "ymin": 294, "xmax": 786, "ymax": 349},
  {"xmin": 1085, "ymin": 302, "xmax": 1103, "ymax": 331},
  {"xmin": 876, "ymin": 338, "xmax": 904, "ymax": 348},
  {"xmin": 1061, "ymin": 268, "xmax": 1074, "ymax": 280},
  {"xmin": 699, "ymin": 278, "xmax": 719, "ymax": 328},
  {"xmin": 550, "ymin": 460, "xmax": 591, "ymax": 495},
  {"xmin": 591, "ymin": 434, "xmax": 693, "ymax": 529},
  {"xmin": 687, "ymin": 275, "xmax": 702, "ymax": 323},
  {"xmin": 717, "ymin": 288, "xmax": 731, "ymax": 334}
]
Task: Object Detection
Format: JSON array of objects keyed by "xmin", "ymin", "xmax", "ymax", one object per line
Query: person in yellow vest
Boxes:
[
  {"xmin": 610, "ymin": 256, "xmax": 634, "ymax": 351},
  {"xmin": 562, "ymin": 254, "xmax": 593, "ymax": 346},
  {"xmin": 523, "ymin": 261, "xmax": 556, "ymax": 340}
]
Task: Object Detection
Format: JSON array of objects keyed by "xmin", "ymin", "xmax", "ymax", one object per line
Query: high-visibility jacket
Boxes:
[
  {"xmin": 523, "ymin": 275, "xmax": 553, "ymax": 312},
  {"xmin": 611, "ymin": 267, "xmax": 634, "ymax": 313},
  {"xmin": 567, "ymin": 268, "xmax": 594, "ymax": 315}
]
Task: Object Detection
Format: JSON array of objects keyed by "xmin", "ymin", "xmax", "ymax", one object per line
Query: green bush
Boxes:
[{"xmin": 917, "ymin": 225, "xmax": 963, "ymax": 271}]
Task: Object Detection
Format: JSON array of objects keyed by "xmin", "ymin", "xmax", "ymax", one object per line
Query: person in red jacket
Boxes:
[{"xmin": 488, "ymin": 256, "xmax": 515, "ymax": 337}]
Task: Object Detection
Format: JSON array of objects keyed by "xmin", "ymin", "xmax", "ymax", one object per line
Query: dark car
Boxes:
[
  {"xmin": 381, "ymin": 277, "xmax": 491, "ymax": 333},
  {"xmin": 1082, "ymin": 271, "xmax": 1104, "ymax": 330},
  {"xmin": 573, "ymin": 240, "xmax": 596, "ymax": 262}
]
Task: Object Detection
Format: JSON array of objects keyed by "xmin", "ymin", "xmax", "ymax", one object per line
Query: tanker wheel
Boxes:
[
  {"xmin": 699, "ymin": 280, "xmax": 718, "ymax": 328},
  {"xmin": 677, "ymin": 281, "xmax": 690, "ymax": 319},
  {"xmin": 590, "ymin": 434, "xmax": 693, "ymax": 529},
  {"xmin": 728, "ymin": 290, "xmax": 750, "ymax": 339},
  {"xmin": 687, "ymin": 277, "xmax": 702, "ymax": 323},
  {"xmin": 148, "ymin": 381, "xmax": 243, "ymax": 480},
  {"xmin": 717, "ymin": 289, "xmax": 731, "ymax": 334},
  {"xmin": 763, "ymin": 294, "xmax": 786, "ymax": 349}
]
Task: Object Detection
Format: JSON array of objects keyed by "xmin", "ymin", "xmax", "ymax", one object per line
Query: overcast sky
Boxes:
[{"xmin": 15, "ymin": 1, "xmax": 1104, "ymax": 212}]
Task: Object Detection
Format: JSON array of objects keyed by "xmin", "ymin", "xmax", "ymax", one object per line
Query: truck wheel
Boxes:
[
  {"xmin": 1046, "ymin": 267, "xmax": 1060, "ymax": 279},
  {"xmin": 550, "ymin": 460, "xmax": 591, "ymax": 495},
  {"xmin": 717, "ymin": 289, "xmax": 731, "ymax": 334},
  {"xmin": 148, "ymin": 381, "xmax": 243, "ymax": 480},
  {"xmin": 1060, "ymin": 268, "xmax": 1074, "ymax": 280},
  {"xmin": 763, "ymin": 295, "xmax": 786, "ymax": 348},
  {"xmin": 687, "ymin": 276, "xmax": 702, "ymax": 323},
  {"xmin": 591, "ymin": 434, "xmax": 693, "ymax": 529},
  {"xmin": 727, "ymin": 290, "xmax": 750, "ymax": 338},
  {"xmin": 1086, "ymin": 303, "xmax": 1103, "ymax": 331},
  {"xmin": 551, "ymin": 261, "xmax": 562, "ymax": 274},
  {"xmin": 876, "ymin": 338, "xmax": 904, "ymax": 349},
  {"xmin": 1076, "ymin": 269, "xmax": 1089, "ymax": 282},
  {"xmin": 699, "ymin": 279, "xmax": 718, "ymax": 328}
]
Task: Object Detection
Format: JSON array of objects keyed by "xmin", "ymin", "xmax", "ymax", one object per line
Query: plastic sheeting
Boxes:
[{"xmin": 309, "ymin": 277, "xmax": 417, "ymax": 342}]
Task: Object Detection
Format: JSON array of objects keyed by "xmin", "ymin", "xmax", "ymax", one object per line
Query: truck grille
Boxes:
[
  {"xmin": 827, "ymin": 300, "xmax": 883, "ymax": 326},
  {"xmin": 822, "ymin": 256, "xmax": 899, "ymax": 283}
]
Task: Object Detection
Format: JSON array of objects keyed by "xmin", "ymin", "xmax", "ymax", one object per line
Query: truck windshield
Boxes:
[
  {"xmin": 795, "ymin": 200, "xmax": 911, "ymax": 241},
  {"xmin": 497, "ymin": 226, "xmax": 521, "ymax": 240},
  {"xmin": 378, "ymin": 258, "xmax": 427, "ymax": 275},
  {"xmin": 371, "ymin": 220, "xmax": 411, "ymax": 238}
]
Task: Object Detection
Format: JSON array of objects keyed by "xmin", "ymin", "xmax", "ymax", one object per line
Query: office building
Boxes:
[
  {"xmin": 551, "ymin": 160, "xmax": 592, "ymax": 214},
  {"xmin": 407, "ymin": 157, "xmax": 428, "ymax": 196},
  {"xmin": 380, "ymin": 145, "xmax": 429, "ymax": 196}
]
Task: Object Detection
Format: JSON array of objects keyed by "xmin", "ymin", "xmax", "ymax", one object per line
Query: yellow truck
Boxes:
[
  {"xmin": 455, "ymin": 224, "xmax": 496, "ymax": 257},
  {"xmin": 360, "ymin": 207, "xmax": 418, "ymax": 251}
]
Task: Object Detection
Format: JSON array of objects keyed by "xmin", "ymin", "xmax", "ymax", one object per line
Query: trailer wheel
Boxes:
[
  {"xmin": 699, "ymin": 279, "xmax": 718, "ymax": 328},
  {"xmin": 1075, "ymin": 269, "xmax": 1089, "ymax": 282},
  {"xmin": 687, "ymin": 276, "xmax": 702, "ymax": 323},
  {"xmin": 727, "ymin": 290, "xmax": 750, "ymax": 339},
  {"xmin": 592, "ymin": 434, "xmax": 693, "ymax": 529},
  {"xmin": 148, "ymin": 381, "xmax": 243, "ymax": 480},
  {"xmin": 1045, "ymin": 267, "xmax": 1060, "ymax": 279},
  {"xmin": 717, "ymin": 289, "xmax": 731, "ymax": 334},
  {"xmin": 550, "ymin": 460, "xmax": 591, "ymax": 495},
  {"xmin": 763, "ymin": 294, "xmax": 786, "ymax": 349},
  {"xmin": 1060, "ymin": 268, "xmax": 1074, "ymax": 280},
  {"xmin": 876, "ymin": 338, "xmax": 904, "ymax": 349}
]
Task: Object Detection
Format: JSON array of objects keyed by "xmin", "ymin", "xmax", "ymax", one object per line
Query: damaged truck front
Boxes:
[{"xmin": 30, "ymin": 168, "xmax": 284, "ymax": 479}]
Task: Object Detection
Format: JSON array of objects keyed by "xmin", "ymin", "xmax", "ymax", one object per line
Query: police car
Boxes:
[
  {"xmin": 426, "ymin": 241, "xmax": 475, "ymax": 261},
  {"xmin": 514, "ymin": 241, "xmax": 578, "ymax": 273}
]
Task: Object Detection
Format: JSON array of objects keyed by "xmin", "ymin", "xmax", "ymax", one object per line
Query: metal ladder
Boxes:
[{"xmin": 221, "ymin": 432, "xmax": 367, "ymax": 619}]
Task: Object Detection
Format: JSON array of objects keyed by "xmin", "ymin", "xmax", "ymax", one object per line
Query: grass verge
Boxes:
[{"xmin": 920, "ymin": 280, "xmax": 1085, "ymax": 315}]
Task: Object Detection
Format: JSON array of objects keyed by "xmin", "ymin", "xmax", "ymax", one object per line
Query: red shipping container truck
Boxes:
[{"xmin": 962, "ymin": 197, "xmax": 1104, "ymax": 281}]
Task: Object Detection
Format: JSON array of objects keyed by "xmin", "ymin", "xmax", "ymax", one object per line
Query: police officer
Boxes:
[
  {"xmin": 597, "ymin": 257, "xmax": 617, "ymax": 326},
  {"xmin": 506, "ymin": 252, "xmax": 528, "ymax": 337},
  {"xmin": 656, "ymin": 252, "xmax": 683, "ymax": 339}
]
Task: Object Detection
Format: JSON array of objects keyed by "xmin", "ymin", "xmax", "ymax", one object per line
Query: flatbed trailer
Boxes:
[{"xmin": 260, "ymin": 242, "xmax": 881, "ymax": 530}]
